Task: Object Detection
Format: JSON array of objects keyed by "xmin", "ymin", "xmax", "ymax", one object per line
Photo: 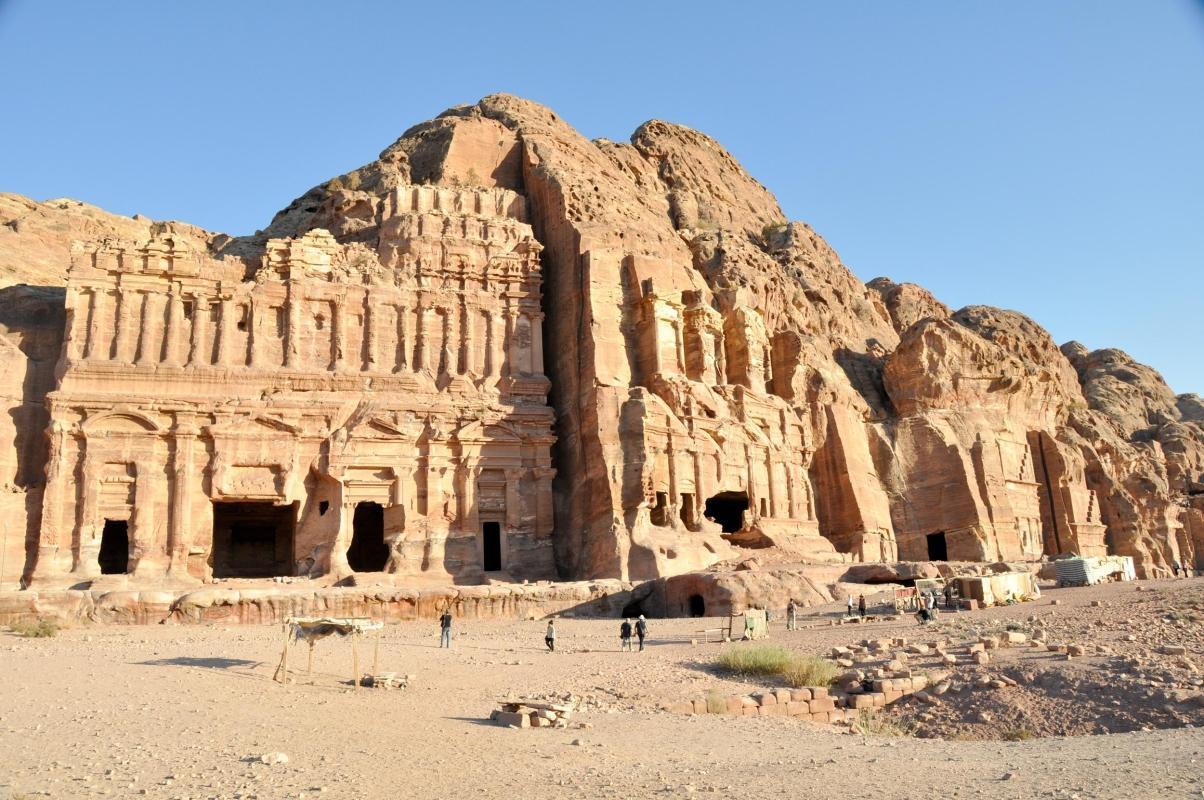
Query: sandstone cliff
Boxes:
[{"xmin": 0, "ymin": 94, "xmax": 1199, "ymax": 584}]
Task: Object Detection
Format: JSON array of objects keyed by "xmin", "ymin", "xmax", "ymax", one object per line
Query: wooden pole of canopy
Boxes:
[
  {"xmin": 273, "ymin": 624, "xmax": 290, "ymax": 684},
  {"xmin": 372, "ymin": 627, "xmax": 381, "ymax": 677},
  {"xmin": 351, "ymin": 631, "xmax": 360, "ymax": 690}
]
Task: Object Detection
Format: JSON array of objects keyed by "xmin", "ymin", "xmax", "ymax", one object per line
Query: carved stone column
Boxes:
[
  {"xmin": 284, "ymin": 279, "xmax": 302, "ymax": 368},
  {"xmin": 439, "ymin": 307, "xmax": 454, "ymax": 376},
  {"xmin": 69, "ymin": 288, "xmax": 91, "ymax": 361},
  {"xmin": 135, "ymin": 291, "xmax": 160, "ymax": 365},
  {"xmin": 31, "ymin": 421, "xmax": 72, "ymax": 582},
  {"xmin": 85, "ymin": 289, "xmax": 110, "ymax": 361},
  {"xmin": 533, "ymin": 466, "xmax": 556, "ymax": 537},
  {"xmin": 188, "ymin": 296, "xmax": 209, "ymax": 366},
  {"xmin": 504, "ymin": 300, "xmax": 518, "ymax": 379},
  {"xmin": 130, "ymin": 460, "xmax": 164, "ymax": 577},
  {"xmin": 167, "ymin": 422, "xmax": 197, "ymax": 578},
  {"xmin": 112, "ymin": 288, "xmax": 135, "ymax": 364},
  {"xmin": 413, "ymin": 304, "xmax": 428, "ymax": 372},
  {"xmin": 363, "ymin": 289, "xmax": 378, "ymax": 371},
  {"xmin": 73, "ymin": 443, "xmax": 103, "ymax": 577},
  {"xmin": 666, "ymin": 437, "xmax": 679, "ymax": 524},
  {"xmin": 530, "ymin": 310, "xmax": 545, "ymax": 376},
  {"xmin": 247, "ymin": 297, "xmax": 260, "ymax": 368},
  {"xmin": 395, "ymin": 303, "xmax": 409, "ymax": 372},
  {"xmin": 215, "ymin": 296, "xmax": 233, "ymax": 365},
  {"xmin": 332, "ymin": 294, "xmax": 347, "ymax": 372},
  {"xmin": 164, "ymin": 287, "xmax": 185, "ymax": 366},
  {"xmin": 504, "ymin": 467, "xmax": 523, "ymax": 530},
  {"xmin": 458, "ymin": 299, "xmax": 472, "ymax": 375},
  {"xmin": 462, "ymin": 463, "xmax": 481, "ymax": 535}
]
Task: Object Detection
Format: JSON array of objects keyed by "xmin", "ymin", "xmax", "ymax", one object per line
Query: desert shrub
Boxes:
[
  {"xmin": 761, "ymin": 222, "xmax": 786, "ymax": 241},
  {"xmin": 1002, "ymin": 726, "xmax": 1036, "ymax": 741},
  {"xmin": 855, "ymin": 709, "xmax": 912, "ymax": 737},
  {"xmin": 716, "ymin": 644, "xmax": 794, "ymax": 677},
  {"xmin": 9, "ymin": 618, "xmax": 58, "ymax": 638},
  {"xmin": 705, "ymin": 689, "xmax": 728, "ymax": 714},
  {"xmin": 780, "ymin": 655, "xmax": 838, "ymax": 689}
]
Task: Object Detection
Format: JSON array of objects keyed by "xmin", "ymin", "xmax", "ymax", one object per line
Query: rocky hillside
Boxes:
[{"xmin": 1, "ymin": 94, "xmax": 1200, "ymax": 580}]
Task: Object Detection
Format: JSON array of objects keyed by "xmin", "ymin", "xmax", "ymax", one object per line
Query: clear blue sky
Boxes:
[{"xmin": 2, "ymin": 1, "xmax": 1201, "ymax": 394}]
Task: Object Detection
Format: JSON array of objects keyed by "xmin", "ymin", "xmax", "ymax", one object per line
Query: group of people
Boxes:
[
  {"xmin": 914, "ymin": 591, "xmax": 939, "ymax": 623},
  {"xmin": 438, "ymin": 609, "xmax": 648, "ymax": 653},
  {"xmin": 618, "ymin": 615, "xmax": 649, "ymax": 651},
  {"xmin": 845, "ymin": 594, "xmax": 868, "ymax": 618},
  {"xmin": 1172, "ymin": 561, "xmax": 1198, "ymax": 578}
]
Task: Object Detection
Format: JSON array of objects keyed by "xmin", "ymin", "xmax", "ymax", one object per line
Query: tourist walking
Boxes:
[
  {"xmin": 1173, "ymin": 560, "xmax": 1181, "ymax": 578},
  {"xmin": 545, "ymin": 618, "xmax": 556, "ymax": 652},
  {"xmin": 846, "ymin": 595, "xmax": 854, "ymax": 617},
  {"xmin": 857, "ymin": 594, "xmax": 867, "ymax": 619},
  {"xmin": 439, "ymin": 607, "xmax": 453, "ymax": 648},
  {"xmin": 620, "ymin": 618, "xmax": 633, "ymax": 651},
  {"xmin": 635, "ymin": 615, "xmax": 647, "ymax": 651},
  {"xmin": 786, "ymin": 599, "xmax": 798, "ymax": 631}
]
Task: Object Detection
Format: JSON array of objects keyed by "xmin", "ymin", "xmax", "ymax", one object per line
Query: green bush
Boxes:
[
  {"xmin": 716, "ymin": 643, "xmax": 795, "ymax": 677},
  {"xmin": 705, "ymin": 689, "xmax": 728, "ymax": 714},
  {"xmin": 10, "ymin": 618, "xmax": 59, "ymax": 638},
  {"xmin": 780, "ymin": 655, "xmax": 838, "ymax": 689}
]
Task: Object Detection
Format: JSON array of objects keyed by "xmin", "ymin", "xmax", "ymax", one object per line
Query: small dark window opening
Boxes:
[
  {"xmin": 347, "ymin": 501, "xmax": 388, "ymax": 572},
  {"xmin": 687, "ymin": 594, "xmax": 706, "ymax": 618},
  {"xmin": 315, "ymin": 315, "xmax": 326, "ymax": 330},
  {"xmin": 98, "ymin": 519, "xmax": 129, "ymax": 575},
  {"xmin": 650, "ymin": 491, "xmax": 669, "ymax": 527},
  {"xmin": 759, "ymin": 498, "xmax": 769, "ymax": 517},
  {"xmin": 182, "ymin": 300, "xmax": 195, "ymax": 320},
  {"xmin": 482, "ymin": 521, "xmax": 502, "ymax": 571},
  {"xmin": 274, "ymin": 306, "xmax": 287, "ymax": 337},
  {"xmin": 704, "ymin": 491, "xmax": 749, "ymax": 534},
  {"xmin": 926, "ymin": 531, "xmax": 948, "ymax": 561},
  {"xmin": 236, "ymin": 306, "xmax": 248, "ymax": 332},
  {"xmin": 318, "ymin": 500, "xmax": 329, "ymax": 516}
]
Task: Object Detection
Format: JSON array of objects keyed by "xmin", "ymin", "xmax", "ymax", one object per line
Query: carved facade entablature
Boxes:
[{"xmin": 205, "ymin": 416, "xmax": 302, "ymax": 501}]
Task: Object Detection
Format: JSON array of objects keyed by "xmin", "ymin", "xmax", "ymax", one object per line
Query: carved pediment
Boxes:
[
  {"xmin": 81, "ymin": 410, "xmax": 161, "ymax": 435},
  {"xmin": 208, "ymin": 414, "xmax": 299, "ymax": 439}
]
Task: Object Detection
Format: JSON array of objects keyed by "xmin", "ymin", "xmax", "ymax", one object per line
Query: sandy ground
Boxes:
[{"xmin": 1, "ymin": 579, "xmax": 1202, "ymax": 800}]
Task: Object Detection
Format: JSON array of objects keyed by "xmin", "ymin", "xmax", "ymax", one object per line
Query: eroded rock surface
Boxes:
[{"xmin": 0, "ymin": 94, "xmax": 1199, "ymax": 588}]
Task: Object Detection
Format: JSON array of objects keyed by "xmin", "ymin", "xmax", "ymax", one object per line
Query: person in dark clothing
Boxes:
[
  {"xmin": 857, "ymin": 594, "xmax": 867, "ymax": 618},
  {"xmin": 635, "ymin": 615, "xmax": 647, "ymax": 651},
  {"xmin": 620, "ymin": 619, "xmax": 633, "ymax": 651},
  {"xmin": 545, "ymin": 619, "xmax": 556, "ymax": 652},
  {"xmin": 439, "ymin": 608, "xmax": 452, "ymax": 648},
  {"xmin": 943, "ymin": 583, "xmax": 954, "ymax": 609}
]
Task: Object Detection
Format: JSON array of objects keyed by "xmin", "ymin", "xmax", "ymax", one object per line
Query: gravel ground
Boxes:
[{"xmin": 0, "ymin": 578, "xmax": 1201, "ymax": 799}]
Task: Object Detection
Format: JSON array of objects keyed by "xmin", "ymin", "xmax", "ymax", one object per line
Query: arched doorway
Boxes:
[
  {"xmin": 347, "ymin": 501, "xmax": 388, "ymax": 572},
  {"xmin": 687, "ymin": 594, "xmax": 707, "ymax": 618}
]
